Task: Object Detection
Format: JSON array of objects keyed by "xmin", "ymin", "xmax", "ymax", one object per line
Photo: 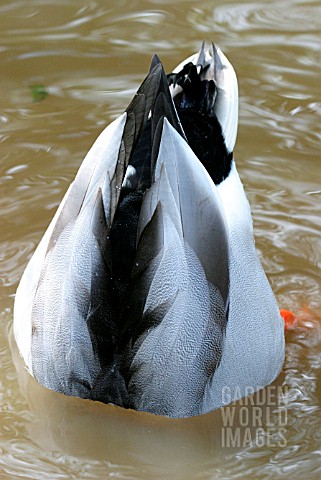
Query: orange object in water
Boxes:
[{"xmin": 280, "ymin": 309, "xmax": 297, "ymax": 330}]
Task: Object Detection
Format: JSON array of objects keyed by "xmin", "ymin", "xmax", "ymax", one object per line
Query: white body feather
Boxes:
[
  {"xmin": 203, "ymin": 162, "xmax": 285, "ymax": 412},
  {"xmin": 14, "ymin": 113, "xmax": 127, "ymax": 376}
]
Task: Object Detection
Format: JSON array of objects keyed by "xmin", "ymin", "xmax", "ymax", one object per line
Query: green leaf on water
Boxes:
[{"xmin": 31, "ymin": 84, "xmax": 48, "ymax": 103}]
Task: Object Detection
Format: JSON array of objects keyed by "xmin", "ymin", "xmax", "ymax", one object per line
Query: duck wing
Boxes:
[
  {"xmin": 14, "ymin": 55, "xmax": 230, "ymax": 417},
  {"xmin": 13, "ymin": 112, "xmax": 126, "ymax": 382},
  {"xmin": 14, "ymin": 61, "xmax": 180, "ymax": 396},
  {"xmin": 121, "ymin": 119, "xmax": 229, "ymax": 417},
  {"xmin": 168, "ymin": 44, "xmax": 284, "ymax": 413}
]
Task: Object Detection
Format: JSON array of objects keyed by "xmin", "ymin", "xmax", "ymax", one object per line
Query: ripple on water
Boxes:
[
  {"xmin": 0, "ymin": 240, "xmax": 36, "ymax": 288},
  {"xmin": 189, "ymin": 0, "xmax": 321, "ymax": 40},
  {"xmin": 1, "ymin": 0, "xmax": 321, "ymax": 479}
]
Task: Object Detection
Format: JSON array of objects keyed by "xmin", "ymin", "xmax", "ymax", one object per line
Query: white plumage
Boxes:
[{"xmin": 13, "ymin": 44, "xmax": 285, "ymax": 417}]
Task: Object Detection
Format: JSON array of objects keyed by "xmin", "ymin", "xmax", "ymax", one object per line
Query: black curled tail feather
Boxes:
[{"xmin": 167, "ymin": 48, "xmax": 233, "ymax": 185}]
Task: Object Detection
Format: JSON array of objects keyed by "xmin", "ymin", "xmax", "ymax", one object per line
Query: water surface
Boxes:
[{"xmin": 1, "ymin": 0, "xmax": 321, "ymax": 478}]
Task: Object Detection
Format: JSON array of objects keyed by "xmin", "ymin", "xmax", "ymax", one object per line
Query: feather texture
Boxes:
[{"xmin": 13, "ymin": 44, "xmax": 285, "ymax": 418}]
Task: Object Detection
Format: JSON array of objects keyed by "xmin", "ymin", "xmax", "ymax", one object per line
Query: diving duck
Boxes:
[{"xmin": 13, "ymin": 44, "xmax": 285, "ymax": 418}]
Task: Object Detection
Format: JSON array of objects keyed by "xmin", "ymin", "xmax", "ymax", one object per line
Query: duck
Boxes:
[{"xmin": 13, "ymin": 43, "xmax": 285, "ymax": 418}]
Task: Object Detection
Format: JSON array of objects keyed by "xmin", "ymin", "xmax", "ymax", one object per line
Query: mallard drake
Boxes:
[{"xmin": 13, "ymin": 44, "xmax": 285, "ymax": 418}]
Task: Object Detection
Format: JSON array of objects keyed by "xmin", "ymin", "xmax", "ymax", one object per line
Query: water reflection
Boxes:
[{"xmin": 9, "ymin": 326, "xmax": 290, "ymax": 476}]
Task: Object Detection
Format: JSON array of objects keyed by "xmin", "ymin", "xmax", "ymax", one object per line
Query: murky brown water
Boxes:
[{"xmin": 1, "ymin": 0, "xmax": 321, "ymax": 478}]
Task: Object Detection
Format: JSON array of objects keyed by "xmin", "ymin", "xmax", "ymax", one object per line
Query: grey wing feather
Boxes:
[
  {"xmin": 47, "ymin": 114, "xmax": 128, "ymax": 253},
  {"xmin": 14, "ymin": 113, "xmax": 127, "ymax": 374},
  {"xmin": 142, "ymin": 118, "xmax": 229, "ymax": 307},
  {"xmin": 124, "ymin": 121, "xmax": 229, "ymax": 417},
  {"xmin": 31, "ymin": 180, "xmax": 119, "ymax": 393}
]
